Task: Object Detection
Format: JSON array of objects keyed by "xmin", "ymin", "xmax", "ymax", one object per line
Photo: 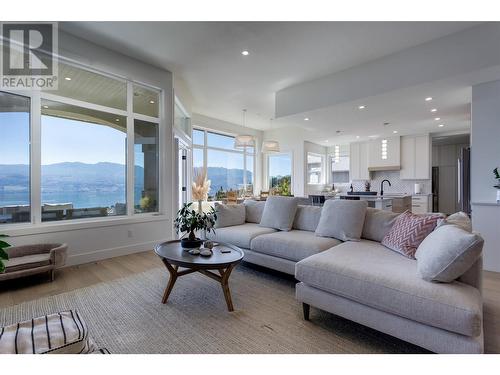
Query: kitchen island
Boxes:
[{"xmin": 336, "ymin": 193, "xmax": 412, "ymax": 212}]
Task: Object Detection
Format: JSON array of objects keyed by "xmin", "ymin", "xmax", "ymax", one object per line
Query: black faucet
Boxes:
[{"xmin": 380, "ymin": 179, "xmax": 391, "ymax": 196}]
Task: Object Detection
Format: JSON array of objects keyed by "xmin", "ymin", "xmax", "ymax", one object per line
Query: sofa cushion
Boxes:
[
  {"xmin": 437, "ymin": 211, "xmax": 473, "ymax": 232},
  {"xmin": 243, "ymin": 200, "xmax": 266, "ymax": 223},
  {"xmin": 381, "ymin": 211, "xmax": 440, "ymax": 259},
  {"xmin": 259, "ymin": 196, "xmax": 299, "ymax": 231},
  {"xmin": 362, "ymin": 207, "xmax": 400, "ymax": 242},
  {"xmin": 214, "ymin": 202, "xmax": 246, "ymax": 228},
  {"xmin": 0, "ymin": 310, "xmax": 97, "ymax": 354},
  {"xmin": 207, "ymin": 223, "xmax": 277, "ymax": 249},
  {"xmin": 295, "ymin": 240, "xmax": 482, "ymax": 337},
  {"xmin": 415, "ymin": 224, "xmax": 484, "ymax": 283},
  {"xmin": 4, "ymin": 253, "xmax": 51, "ymax": 273},
  {"xmin": 292, "ymin": 205, "xmax": 322, "ymax": 232},
  {"xmin": 315, "ymin": 199, "xmax": 368, "ymax": 241},
  {"xmin": 250, "ymin": 230, "xmax": 341, "ymax": 262}
]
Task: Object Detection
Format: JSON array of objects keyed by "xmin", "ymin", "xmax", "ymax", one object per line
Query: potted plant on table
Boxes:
[
  {"xmin": 0, "ymin": 235, "xmax": 10, "ymax": 274},
  {"xmin": 174, "ymin": 203, "xmax": 217, "ymax": 249}
]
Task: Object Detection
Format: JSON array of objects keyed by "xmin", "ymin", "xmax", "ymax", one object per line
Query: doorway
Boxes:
[{"xmin": 174, "ymin": 137, "xmax": 191, "ymax": 213}]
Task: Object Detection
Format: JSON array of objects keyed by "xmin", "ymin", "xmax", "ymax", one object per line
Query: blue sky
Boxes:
[{"xmin": 269, "ymin": 154, "xmax": 292, "ymax": 176}]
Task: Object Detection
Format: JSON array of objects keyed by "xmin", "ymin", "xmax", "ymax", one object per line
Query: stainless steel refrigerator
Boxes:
[{"xmin": 458, "ymin": 147, "xmax": 471, "ymax": 215}]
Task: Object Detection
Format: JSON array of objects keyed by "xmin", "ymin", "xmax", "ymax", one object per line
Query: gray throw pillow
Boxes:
[
  {"xmin": 243, "ymin": 200, "xmax": 266, "ymax": 223},
  {"xmin": 315, "ymin": 200, "xmax": 368, "ymax": 241},
  {"xmin": 214, "ymin": 203, "xmax": 246, "ymax": 228},
  {"xmin": 293, "ymin": 205, "xmax": 322, "ymax": 232},
  {"xmin": 415, "ymin": 224, "xmax": 484, "ymax": 283},
  {"xmin": 362, "ymin": 207, "xmax": 400, "ymax": 242},
  {"xmin": 259, "ymin": 196, "xmax": 299, "ymax": 231}
]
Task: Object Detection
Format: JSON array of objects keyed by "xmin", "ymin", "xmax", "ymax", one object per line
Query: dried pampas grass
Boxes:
[{"xmin": 192, "ymin": 168, "xmax": 211, "ymax": 201}]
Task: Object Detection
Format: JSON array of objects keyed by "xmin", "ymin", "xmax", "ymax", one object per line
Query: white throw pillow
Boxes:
[
  {"xmin": 259, "ymin": 196, "xmax": 299, "ymax": 231},
  {"xmin": 315, "ymin": 199, "xmax": 368, "ymax": 241},
  {"xmin": 214, "ymin": 203, "xmax": 246, "ymax": 228}
]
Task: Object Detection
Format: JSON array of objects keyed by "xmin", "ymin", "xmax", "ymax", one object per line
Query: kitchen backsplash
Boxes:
[{"xmin": 333, "ymin": 171, "xmax": 431, "ymax": 195}]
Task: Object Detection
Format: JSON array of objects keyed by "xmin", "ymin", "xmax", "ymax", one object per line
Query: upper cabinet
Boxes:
[
  {"xmin": 400, "ymin": 134, "xmax": 431, "ymax": 180},
  {"xmin": 350, "ymin": 142, "xmax": 370, "ymax": 180},
  {"xmin": 367, "ymin": 136, "xmax": 400, "ymax": 171}
]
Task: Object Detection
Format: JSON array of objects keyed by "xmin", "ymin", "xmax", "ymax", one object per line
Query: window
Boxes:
[
  {"xmin": 0, "ymin": 60, "xmax": 163, "ymax": 226},
  {"xmin": 192, "ymin": 128, "xmax": 254, "ymax": 200},
  {"xmin": 0, "ymin": 92, "xmax": 30, "ymax": 224},
  {"xmin": 330, "ymin": 144, "xmax": 350, "ymax": 184},
  {"xmin": 307, "ymin": 153, "xmax": 324, "ymax": 184},
  {"xmin": 134, "ymin": 120, "xmax": 159, "ymax": 213},
  {"xmin": 268, "ymin": 153, "xmax": 292, "ymax": 196},
  {"xmin": 174, "ymin": 101, "xmax": 190, "ymax": 136},
  {"xmin": 41, "ymin": 100, "xmax": 127, "ymax": 221}
]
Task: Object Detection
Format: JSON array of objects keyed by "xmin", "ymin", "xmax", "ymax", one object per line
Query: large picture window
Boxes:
[
  {"xmin": 0, "ymin": 92, "xmax": 31, "ymax": 224},
  {"xmin": 0, "ymin": 61, "xmax": 162, "ymax": 226},
  {"xmin": 268, "ymin": 153, "xmax": 292, "ymax": 196},
  {"xmin": 192, "ymin": 128, "xmax": 254, "ymax": 200}
]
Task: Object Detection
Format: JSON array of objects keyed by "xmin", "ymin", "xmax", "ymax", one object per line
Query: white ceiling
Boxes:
[{"xmin": 61, "ymin": 21, "xmax": 480, "ymax": 131}]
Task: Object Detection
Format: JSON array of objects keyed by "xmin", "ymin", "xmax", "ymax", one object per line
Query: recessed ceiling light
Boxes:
[
  {"xmin": 304, "ymin": 117, "xmax": 309, "ymax": 121},
  {"xmin": 115, "ymin": 118, "xmax": 120, "ymax": 122},
  {"xmin": 42, "ymin": 105, "xmax": 49, "ymax": 109},
  {"xmin": 356, "ymin": 135, "xmax": 360, "ymax": 139},
  {"xmin": 431, "ymin": 108, "xmax": 437, "ymax": 112},
  {"xmin": 393, "ymin": 130, "xmax": 398, "ymax": 134},
  {"xmin": 64, "ymin": 77, "xmax": 71, "ymax": 81},
  {"xmin": 434, "ymin": 117, "xmax": 441, "ymax": 121},
  {"xmin": 425, "ymin": 97, "xmax": 433, "ymax": 101},
  {"xmin": 438, "ymin": 124, "xmax": 445, "ymax": 127},
  {"xmin": 325, "ymin": 140, "xmax": 329, "ymax": 143},
  {"xmin": 241, "ymin": 50, "xmax": 249, "ymax": 56},
  {"xmin": 149, "ymin": 100, "xmax": 155, "ymax": 104},
  {"xmin": 358, "ymin": 105, "xmax": 366, "ymax": 110}
]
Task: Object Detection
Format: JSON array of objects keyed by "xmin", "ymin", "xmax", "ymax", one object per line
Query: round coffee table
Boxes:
[{"xmin": 154, "ymin": 240, "xmax": 244, "ymax": 312}]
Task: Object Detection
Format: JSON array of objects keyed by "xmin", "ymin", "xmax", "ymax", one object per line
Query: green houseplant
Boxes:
[
  {"xmin": 0, "ymin": 234, "xmax": 10, "ymax": 273},
  {"xmin": 174, "ymin": 203, "xmax": 217, "ymax": 248}
]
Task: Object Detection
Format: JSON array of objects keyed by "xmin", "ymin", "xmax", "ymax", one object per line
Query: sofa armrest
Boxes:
[
  {"xmin": 458, "ymin": 256, "xmax": 483, "ymax": 294},
  {"xmin": 50, "ymin": 243, "xmax": 68, "ymax": 268}
]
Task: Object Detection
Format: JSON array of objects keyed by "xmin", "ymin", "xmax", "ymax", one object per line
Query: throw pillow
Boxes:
[
  {"xmin": 381, "ymin": 210, "xmax": 440, "ymax": 259},
  {"xmin": 214, "ymin": 202, "xmax": 246, "ymax": 228},
  {"xmin": 293, "ymin": 205, "xmax": 322, "ymax": 232},
  {"xmin": 437, "ymin": 211, "xmax": 472, "ymax": 232},
  {"xmin": 259, "ymin": 196, "xmax": 299, "ymax": 231},
  {"xmin": 315, "ymin": 199, "xmax": 368, "ymax": 241},
  {"xmin": 415, "ymin": 224, "xmax": 484, "ymax": 282},
  {"xmin": 362, "ymin": 207, "xmax": 400, "ymax": 242},
  {"xmin": 243, "ymin": 200, "xmax": 266, "ymax": 223}
]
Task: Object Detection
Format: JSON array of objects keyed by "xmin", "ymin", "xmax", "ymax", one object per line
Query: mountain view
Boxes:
[{"xmin": 194, "ymin": 166, "xmax": 253, "ymax": 197}]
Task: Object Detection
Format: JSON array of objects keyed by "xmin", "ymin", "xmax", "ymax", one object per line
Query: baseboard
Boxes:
[{"xmin": 65, "ymin": 239, "xmax": 169, "ymax": 266}]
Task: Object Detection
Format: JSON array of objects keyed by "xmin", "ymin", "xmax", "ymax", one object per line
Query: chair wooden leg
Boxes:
[{"xmin": 302, "ymin": 303, "xmax": 310, "ymax": 321}]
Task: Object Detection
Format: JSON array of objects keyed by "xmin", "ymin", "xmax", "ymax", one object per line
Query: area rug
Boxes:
[{"xmin": 0, "ymin": 264, "xmax": 426, "ymax": 353}]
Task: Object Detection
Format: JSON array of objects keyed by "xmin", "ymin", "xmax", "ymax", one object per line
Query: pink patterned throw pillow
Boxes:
[{"xmin": 381, "ymin": 211, "xmax": 440, "ymax": 259}]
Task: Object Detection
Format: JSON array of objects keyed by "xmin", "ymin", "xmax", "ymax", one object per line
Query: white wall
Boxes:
[
  {"xmin": 471, "ymin": 79, "xmax": 500, "ymax": 272},
  {"xmin": 191, "ymin": 113, "xmax": 264, "ymax": 194},
  {"xmin": 2, "ymin": 30, "xmax": 174, "ymax": 266}
]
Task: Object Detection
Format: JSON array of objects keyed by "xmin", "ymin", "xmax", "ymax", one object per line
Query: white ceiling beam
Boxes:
[{"xmin": 275, "ymin": 22, "xmax": 500, "ymax": 118}]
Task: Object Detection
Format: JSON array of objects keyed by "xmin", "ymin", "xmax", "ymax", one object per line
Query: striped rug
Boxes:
[{"xmin": 0, "ymin": 264, "xmax": 426, "ymax": 354}]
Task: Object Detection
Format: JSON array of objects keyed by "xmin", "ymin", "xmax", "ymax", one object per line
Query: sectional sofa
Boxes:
[{"xmin": 207, "ymin": 198, "xmax": 484, "ymax": 354}]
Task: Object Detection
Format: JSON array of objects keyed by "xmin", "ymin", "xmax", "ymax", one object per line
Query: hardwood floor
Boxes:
[{"xmin": 1, "ymin": 251, "xmax": 499, "ymax": 353}]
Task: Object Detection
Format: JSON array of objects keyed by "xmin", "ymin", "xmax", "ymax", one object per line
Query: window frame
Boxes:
[
  {"xmin": 0, "ymin": 58, "xmax": 164, "ymax": 230},
  {"xmin": 306, "ymin": 152, "xmax": 325, "ymax": 185},
  {"xmin": 266, "ymin": 152, "xmax": 294, "ymax": 195},
  {"xmin": 192, "ymin": 127, "xmax": 255, "ymax": 198}
]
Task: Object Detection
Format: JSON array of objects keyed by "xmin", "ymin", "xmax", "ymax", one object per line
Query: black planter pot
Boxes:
[{"xmin": 180, "ymin": 238, "xmax": 203, "ymax": 249}]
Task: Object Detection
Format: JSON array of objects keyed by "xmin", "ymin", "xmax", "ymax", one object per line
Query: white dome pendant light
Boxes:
[
  {"xmin": 262, "ymin": 118, "xmax": 280, "ymax": 153},
  {"xmin": 234, "ymin": 109, "xmax": 255, "ymax": 149}
]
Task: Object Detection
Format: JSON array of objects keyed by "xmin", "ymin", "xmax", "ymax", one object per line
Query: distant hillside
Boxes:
[{"xmin": 194, "ymin": 166, "xmax": 252, "ymax": 196}]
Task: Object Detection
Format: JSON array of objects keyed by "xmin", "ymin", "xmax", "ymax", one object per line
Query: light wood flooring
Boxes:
[{"xmin": 1, "ymin": 251, "xmax": 499, "ymax": 353}]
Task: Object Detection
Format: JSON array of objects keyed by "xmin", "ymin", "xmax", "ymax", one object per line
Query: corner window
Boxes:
[{"xmin": 268, "ymin": 153, "xmax": 292, "ymax": 196}]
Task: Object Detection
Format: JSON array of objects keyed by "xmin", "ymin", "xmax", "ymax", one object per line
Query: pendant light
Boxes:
[
  {"xmin": 234, "ymin": 109, "xmax": 255, "ymax": 149},
  {"xmin": 262, "ymin": 118, "xmax": 280, "ymax": 153}
]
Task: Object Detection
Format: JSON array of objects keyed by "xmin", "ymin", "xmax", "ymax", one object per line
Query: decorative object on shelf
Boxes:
[
  {"xmin": 174, "ymin": 203, "xmax": 217, "ymax": 249},
  {"xmin": 262, "ymin": 118, "xmax": 280, "ymax": 153},
  {"xmin": 192, "ymin": 167, "xmax": 211, "ymax": 213},
  {"xmin": 494, "ymin": 167, "xmax": 500, "ymax": 203},
  {"xmin": 234, "ymin": 109, "xmax": 255, "ymax": 149},
  {"xmin": 0, "ymin": 234, "xmax": 10, "ymax": 273},
  {"xmin": 364, "ymin": 180, "xmax": 371, "ymax": 192}
]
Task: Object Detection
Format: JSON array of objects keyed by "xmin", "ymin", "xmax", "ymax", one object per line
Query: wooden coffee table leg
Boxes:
[
  {"xmin": 161, "ymin": 259, "xmax": 178, "ymax": 304},
  {"xmin": 219, "ymin": 263, "xmax": 236, "ymax": 312}
]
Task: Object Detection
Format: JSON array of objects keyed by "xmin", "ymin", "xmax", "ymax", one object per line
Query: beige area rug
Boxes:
[{"xmin": 0, "ymin": 264, "xmax": 427, "ymax": 354}]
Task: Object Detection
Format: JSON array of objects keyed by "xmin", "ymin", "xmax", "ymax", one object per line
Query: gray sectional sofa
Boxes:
[{"xmin": 207, "ymin": 199, "xmax": 484, "ymax": 354}]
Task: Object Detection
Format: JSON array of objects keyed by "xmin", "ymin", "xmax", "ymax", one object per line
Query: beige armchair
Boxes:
[{"xmin": 0, "ymin": 243, "xmax": 68, "ymax": 282}]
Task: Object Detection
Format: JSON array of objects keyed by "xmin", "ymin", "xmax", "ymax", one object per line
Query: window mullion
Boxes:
[
  {"xmin": 31, "ymin": 92, "xmax": 42, "ymax": 225},
  {"xmin": 126, "ymin": 81, "xmax": 135, "ymax": 216}
]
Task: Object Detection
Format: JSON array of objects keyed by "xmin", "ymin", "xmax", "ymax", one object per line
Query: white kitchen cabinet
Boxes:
[
  {"xmin": 367, "ymin": 136, "xmax": 400, "ymax": 170},
  {"xmin": 400, "ymin": 134, "xmax": 431, "ymax": 179},
  {"xmin": 412, "ymin": 195, "xmax": 431, "ymax": 214},
  {"xmin": 349, "ymin": 142, "xmax": 370, "ymax": 180}
]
